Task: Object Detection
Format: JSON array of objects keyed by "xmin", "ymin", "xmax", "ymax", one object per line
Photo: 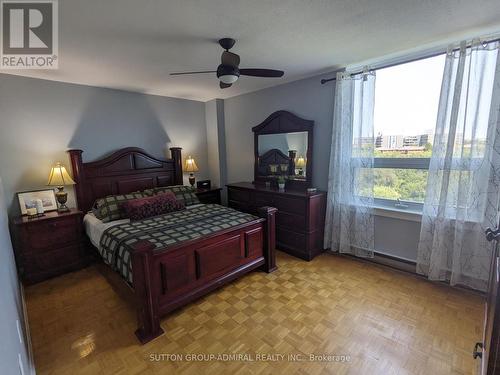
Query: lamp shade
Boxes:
[
  {"xmin": 184, "ymin": 156, "xmax": 199, "ymax": 173},
  {"xmin": 47, "ymin": 162, "xmax": 76, "ymax": 186},
  {"xmin": 296, "ymin": 156, "xmax": 306, "ymax": 168}
]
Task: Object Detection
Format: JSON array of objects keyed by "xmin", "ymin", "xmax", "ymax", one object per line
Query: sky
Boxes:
[{"xmin": 373, "ymin": 54, "xmax": 446, "ymax": 137}]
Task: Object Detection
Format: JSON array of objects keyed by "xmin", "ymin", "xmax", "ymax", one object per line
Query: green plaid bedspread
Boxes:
[{"xmin": 99, "ymin": 204, "xmax": 259, "ymax": 284}]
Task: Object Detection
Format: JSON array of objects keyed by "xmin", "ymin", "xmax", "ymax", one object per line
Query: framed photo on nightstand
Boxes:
[{"xmin": 17, "ymin": 189, "xmax": 58, "ymax": 215}]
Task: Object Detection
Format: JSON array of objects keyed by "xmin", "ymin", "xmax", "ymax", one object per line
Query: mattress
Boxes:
[{"xmin": 84, "ymin": 213, "xmax": 128, "ymax": 248}]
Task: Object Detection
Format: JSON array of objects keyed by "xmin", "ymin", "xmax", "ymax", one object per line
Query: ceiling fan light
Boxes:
[{"xmin": 219, "ymin": 74, "xmax": 238, "ymax": 84}]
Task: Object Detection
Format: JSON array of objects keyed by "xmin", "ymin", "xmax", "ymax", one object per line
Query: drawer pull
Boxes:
[{"xmin": 48, "ymin": 222, "xmax": 58, "ymax": 228}]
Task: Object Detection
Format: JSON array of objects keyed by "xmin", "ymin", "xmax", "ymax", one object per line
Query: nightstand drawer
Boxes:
[
  {"xmin": 197, "ymin": 193, "xmax": 219, "ymax": 204},
  {"xmin": 22, "ymin": 244, "xmax": 85, "ymax": 283},
  {"xmin": 26, "ymin": 244, "xmax": 82, "ymax": 271},
  {"xmin": 24, "ymin": 217, "xmax": 80, "ymax": 251},
  {"xmin": 196, "ymin": 188, "xmax": 222, "ymax": 205}
]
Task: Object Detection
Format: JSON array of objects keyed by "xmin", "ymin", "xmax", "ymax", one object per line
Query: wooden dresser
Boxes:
[
  {"xmin": 12, "ymin": 209, "xmax": 89, "ymax": 284},
  {"xmin": 227, "ymin": 182, "xmax": 326, "ymax": 260}
]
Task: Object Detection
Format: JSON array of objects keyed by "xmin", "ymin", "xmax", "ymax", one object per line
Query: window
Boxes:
[{"xmin": 369, "ymin": 54, "xmax": 446, "ymax": 211}]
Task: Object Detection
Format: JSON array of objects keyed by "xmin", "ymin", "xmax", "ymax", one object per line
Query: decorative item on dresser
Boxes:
[
  {"xmin": 68, "ymin": 147, "xmax": 277, "ymax": 344},
  {"xmin": 195, "ymin": 187, "xmax": 222, "ymax": 204},
  {"xmin": 11, "ymin": 209, "xmax": 88, "ymax": 284},
  {"xmin": 227, "ymin": 182, "xmax": 325, "ymax": 261}
]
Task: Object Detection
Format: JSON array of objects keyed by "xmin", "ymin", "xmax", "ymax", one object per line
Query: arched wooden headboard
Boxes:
[{"xmin": 67, "ymin": 147, "xmax": 183, "ymax": 213}]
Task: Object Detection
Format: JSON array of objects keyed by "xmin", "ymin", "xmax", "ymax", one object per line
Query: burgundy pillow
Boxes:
[{"xmin": 121, "ymin": 192, "xmax": 185, "ymax": 221}]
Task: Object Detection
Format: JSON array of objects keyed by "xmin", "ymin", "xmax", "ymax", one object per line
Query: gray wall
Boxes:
[
  {"xmin": 0, "ymin": 178, "xmax": 33, "ymax": 375},
  {"xmin": 223, "ymin": 73, "xmax": 421, "ymax": 261},
  {"xmin": 224, "ymin": 74, "xmax": 335, "ymax": 190},
  {"xmin": 0, "ymin": 74, "xmax": 208, "ymax": 216}
]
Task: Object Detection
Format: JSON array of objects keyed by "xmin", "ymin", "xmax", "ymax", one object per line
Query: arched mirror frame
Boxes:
[{"xmin": 252, "ymin": 110, "xmax": 313, "ymax": 189}]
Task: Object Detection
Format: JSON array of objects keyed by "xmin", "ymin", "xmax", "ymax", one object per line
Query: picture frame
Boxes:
[{"xmin": 17, "ymin": 189, "xmax": 58, "ymax": 215}]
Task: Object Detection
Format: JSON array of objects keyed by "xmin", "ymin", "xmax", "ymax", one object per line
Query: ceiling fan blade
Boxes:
[
  {"xmin": 170, "ymin": 70, "xmax": 216, "ymax": 76},
  {"xmin": 239, "ymin": 69, "xmax": 284, "ymax": 78},
  {"xmin": 221, "ymin": 51, "xmax": 240, "ymax": 67},
  {"xmin": 220, "ymin": 82, "xmax": 232, "ymax": 89}
]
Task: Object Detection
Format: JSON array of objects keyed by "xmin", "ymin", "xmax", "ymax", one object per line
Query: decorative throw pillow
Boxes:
[
  {"xmin": 93, "ymin": 192, "xmax": 148, "ymax": 223},
  {"xmin": 142, "ymin": 189, "xmax": 155, "ymax": 197},
  {"xmin": 153, "ymin": 185, "xmax": 200, "ymax": 206},
  {"xmin": 121, "ymin": 192, "xmax": 185, "ymax": 221}
]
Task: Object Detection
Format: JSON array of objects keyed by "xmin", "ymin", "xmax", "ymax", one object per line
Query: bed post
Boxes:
[
  {"xmin": 170, "ymin": 147, "xmax": 183, "ymax": 185},
  {"xmin": 258, "ymin": 206, "xmax": 278, "ymax": 273},
  {"xmin": 67, "ymin": 149, "xmax": 85, "ymax": 210},
  {"xmin": 130, "ymin": 240, "xmax": 164, "ymax": 344}
]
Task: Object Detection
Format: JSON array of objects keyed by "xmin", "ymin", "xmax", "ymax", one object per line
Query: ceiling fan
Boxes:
[{"xmin": 170, "ymin": 38, "xmax": 285, "ymax": 89}]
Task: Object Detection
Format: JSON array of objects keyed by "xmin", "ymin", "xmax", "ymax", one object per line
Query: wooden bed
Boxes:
[{"xmin": 68, "ymin": 147, "xmax": 277, "ymax": 344}]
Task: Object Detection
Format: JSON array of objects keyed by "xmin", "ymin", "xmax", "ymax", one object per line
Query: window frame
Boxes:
[{"xmin": 362, "ymin": 157, "xmax": 431, "ymax": 212}]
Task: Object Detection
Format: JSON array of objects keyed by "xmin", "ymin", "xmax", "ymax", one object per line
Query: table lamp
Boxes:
[
  {"xmin": 47, "ymin": 162, "xmax": 76, "ymax": 212},
  {"xmin": 184, "ymin": 156, "xmax": 199, "ymax": 187},
  {"xmin": 296, "ymin": 156, "xmax": 306, "ymax": 176}
]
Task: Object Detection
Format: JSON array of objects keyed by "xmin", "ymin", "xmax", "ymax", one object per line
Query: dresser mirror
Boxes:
[{"xmin": 252, "ymin": 111, "xmax": 313, "ymax": 188}]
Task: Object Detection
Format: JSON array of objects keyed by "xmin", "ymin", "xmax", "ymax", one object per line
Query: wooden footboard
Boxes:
[{"xmin": 131, "ymin": 206, "xmax": 277, "ymax": 344}]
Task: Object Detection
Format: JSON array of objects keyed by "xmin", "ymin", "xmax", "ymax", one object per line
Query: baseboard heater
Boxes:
[{"xmin": 326, "ymin": 249, "xmax": 416, "ymax": 274}]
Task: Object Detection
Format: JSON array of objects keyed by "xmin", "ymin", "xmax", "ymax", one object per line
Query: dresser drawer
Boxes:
[
  {"xmin": 273, "ymin": 195, "xmax": 306, "ymax": 215},
  {"xmin": 253, "ymin": 192, "xmax": 272, "ymax": 207},
  {"xmin": 228, "ymin": 188, "xmax": 251, "ymax": 203},
  {"xmin": 276, "ymin": 211, "xmax": 306, "ymax": 230},
  {"xmin": 276, "ymin": 226, "xmax": 307, "ymax": 252},
  {"xmin": 23, "ymin": 217, "xmax": 80, "ymax": 251}
]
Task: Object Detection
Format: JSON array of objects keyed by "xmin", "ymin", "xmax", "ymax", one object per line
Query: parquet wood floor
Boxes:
[{"xmin": 25, "ymin": 251, "xmax": 484, "ymax": 375}]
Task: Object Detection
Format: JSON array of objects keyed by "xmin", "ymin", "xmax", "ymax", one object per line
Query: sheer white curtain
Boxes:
[
  {"xmin": 417, "ymin": 40, "xmax": 500, "ymax": 291},
  {"xmin": 324, "ymin": 71, "xmax": 376, "ymax": 257}
]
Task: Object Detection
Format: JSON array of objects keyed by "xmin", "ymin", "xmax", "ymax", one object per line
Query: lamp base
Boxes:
[
  {"xmin": 55, "ymin": 187, "xmax": 70, "ymax": 212},
  {"xmin": 57, "ymin": 204, "xmax": 70, "ymax": 213},
  {"xmin": 188, "ymin": 173, "xmax": 196, "ymax": 187}
]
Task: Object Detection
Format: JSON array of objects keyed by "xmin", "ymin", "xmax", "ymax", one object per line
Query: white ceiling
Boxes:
[{"xmin": 4, "ymin": 0, "xmax": 500, "ymax": 102}]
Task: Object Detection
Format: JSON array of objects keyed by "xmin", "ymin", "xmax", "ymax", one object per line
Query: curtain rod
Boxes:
[{"xmin": 320, "ymin": 36, "xmax": 500, "ymax": 84}]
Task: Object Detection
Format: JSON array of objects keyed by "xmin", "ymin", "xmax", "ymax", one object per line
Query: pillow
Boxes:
[
  {"xmin": 152, "ymin": 185, "xmax": 200, "ymax": 206},
  {"xmin": 121, "ymin": 192, "xmax": 185, "ymax": 221},
  {"xmin": 141, "ymin": 189, "xmax": 155, "ymax": 197},
  {"xmin": 93, "ymin": 192, "xmax": 148, "ymax": 223}
]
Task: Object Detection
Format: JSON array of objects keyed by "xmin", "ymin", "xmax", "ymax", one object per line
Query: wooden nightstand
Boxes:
[
  {"xmin": 195, "ymin": 187, "xmax": 222, "ymax": 204},
  {"xmin": 11, "ymin": 209, "xmax": 89, "ymax": 284}
]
